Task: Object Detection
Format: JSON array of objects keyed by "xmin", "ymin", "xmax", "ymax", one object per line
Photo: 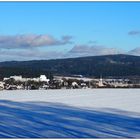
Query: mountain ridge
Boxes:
[{"xmin": 0, "ymin": 54, "xmax": 140, "ymax": 78}]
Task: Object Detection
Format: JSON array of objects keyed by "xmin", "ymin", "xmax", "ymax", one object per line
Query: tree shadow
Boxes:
[{"xmin": 0, "ymin": 100, "xmax": 140, "ymax": 138}]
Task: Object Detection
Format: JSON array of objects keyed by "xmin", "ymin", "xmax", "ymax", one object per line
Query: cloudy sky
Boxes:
[{"xmin": 0, "ymin": 2, "xmax": 140, "ymax": 61}]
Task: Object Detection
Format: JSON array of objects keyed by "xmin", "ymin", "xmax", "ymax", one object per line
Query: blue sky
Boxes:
[{"xmin": 0, "ymin": 2, "xmax": 140, "ymax": 61}]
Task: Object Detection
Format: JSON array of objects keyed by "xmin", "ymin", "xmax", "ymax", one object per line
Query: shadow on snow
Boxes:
[{"xmin": 0, "ymin": 100, "xmax": 140, "ymax": 138}]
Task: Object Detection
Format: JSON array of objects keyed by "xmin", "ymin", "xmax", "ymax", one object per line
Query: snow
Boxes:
[
  {"xmin": 0, "ymin": 89, "xmax": 140, "ymax": 113},
  {"xmin": 54, "ymin": 76, "xmax": 94, "ymax": 81},
  {"xmin": 0, "ymin": 89, "xmax": 140, "ymax": 138}
]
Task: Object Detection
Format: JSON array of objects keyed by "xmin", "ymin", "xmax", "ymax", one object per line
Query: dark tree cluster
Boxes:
[{"xmin": 0, "ymin": 54, "xmax": 140, "ymax": 79}]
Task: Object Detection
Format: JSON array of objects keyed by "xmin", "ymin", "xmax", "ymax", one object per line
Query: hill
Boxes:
[{"xmin": 0, "ymin": 54, "xmax": 140, "ymax": 78}]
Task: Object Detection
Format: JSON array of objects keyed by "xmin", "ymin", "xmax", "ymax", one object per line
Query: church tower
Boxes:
[{"xmin": 98, "ymin": 75, "xmax": 104, "ymax": 87}]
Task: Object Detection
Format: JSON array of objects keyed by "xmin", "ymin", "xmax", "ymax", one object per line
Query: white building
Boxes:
[
  {"xmin": 0, "ymin": 82, "xmax": 4, "ymax": 90},
  {"xmin": 39, "ymin": 75, "xmax": 50, "ymax": 83},
  {"xmin": 98, "ymin": 77, "xmax": 104, "ymax": 87},
  {"xmin": 72, "ymin": 81, "xmax": 79, "ymax": 88},
  {"xmin": 10, "ymin": 75, "xmax": 23, "ymax": 81},
  {"xmin": 4, "ymin": 75, "xmax": 23, "ymax": 81}
]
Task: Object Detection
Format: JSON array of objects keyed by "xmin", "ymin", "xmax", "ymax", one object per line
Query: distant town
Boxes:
[{"xmin": 0, "ymin": 74, "xmax": 140, "ymax": 90}]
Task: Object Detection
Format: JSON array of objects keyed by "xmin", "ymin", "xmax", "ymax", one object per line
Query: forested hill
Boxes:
[{"xmin": 0, "ymin": 54, "xmax": 140, "ymax": 78}]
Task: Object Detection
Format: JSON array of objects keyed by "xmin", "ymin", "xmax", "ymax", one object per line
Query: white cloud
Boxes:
[
  {"xmin": 64, "ymin": 45, "xmax": 123, "ymax": 58},
  {"xmin": 0, "ymin": 49, "xmax": 64, "ymax": 61},
  {"xmin": 0, "ymin": 34, "xmax": 72, "ymax": 49},
  {"xmin": 128, "ymin": 30, "xmax": 140, "ymax": 36},
  {"xmin": 128, "ymin": 47, "xmax": 140, "ymax": 56},
  {"xmin": 0, "ymin": 41, "xmax": 140, "ymax": 62}
]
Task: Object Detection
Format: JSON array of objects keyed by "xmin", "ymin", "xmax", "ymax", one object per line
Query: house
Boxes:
[
  {"xmin": 0, "ymin": 82, "xmax": 4, "ymax": 90},
  {"xmin": 6, "ymin": 85, "xmax": 17, "ymax": 90},
  {"xmin": 39, "ymin": 75, "xmax": 50, "ymax": 83},
  {"xmin": 72, "ymin": 81, "xmax": 79, "ymax": 89},
  {"xmin": 81, "ymin": 83, "xmax": 87, "ymax": 88},
  {"xmin": 10, "ymin": 75, "xmax": 23, "ymax": 81},
  {"xmin": 17, "ymin": 85, "xmax": 24, "ymax": 90}
]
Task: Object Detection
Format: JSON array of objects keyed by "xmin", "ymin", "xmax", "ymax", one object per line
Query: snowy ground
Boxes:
[
  {"xmin": 0, "ymin": 89, "xmax": 140, "ymax": 138},
  {"xmin": 0, "ymin": 88, "xmax": 140, "ymax": 113}
]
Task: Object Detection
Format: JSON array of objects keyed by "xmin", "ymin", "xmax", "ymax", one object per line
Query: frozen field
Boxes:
[
  {"xmin": 0, "ymin": 89, "xmax": 140, "ymax": 138},
  {"xmin": 0, "ymin": 88, "xmax": 140, "ymax": 113}
]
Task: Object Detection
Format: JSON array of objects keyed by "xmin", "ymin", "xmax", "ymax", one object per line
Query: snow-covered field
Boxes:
[
  {"xmin": 0, "ymin": 89, "xmax": 140, "ymax": 113},
  {"xmin": 0, "ymin": 89, "xmax": 140, "ymax": 138}
]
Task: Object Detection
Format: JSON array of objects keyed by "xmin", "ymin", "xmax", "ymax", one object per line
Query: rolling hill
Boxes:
[{"xmin": 0, "ymin": 54, "xmax": 140, "ymax": 79}]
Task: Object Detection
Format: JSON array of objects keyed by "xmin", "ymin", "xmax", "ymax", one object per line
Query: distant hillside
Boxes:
[{"xmin": 0, "ymin": 54, "xmax": 140, "ymax": 79}]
